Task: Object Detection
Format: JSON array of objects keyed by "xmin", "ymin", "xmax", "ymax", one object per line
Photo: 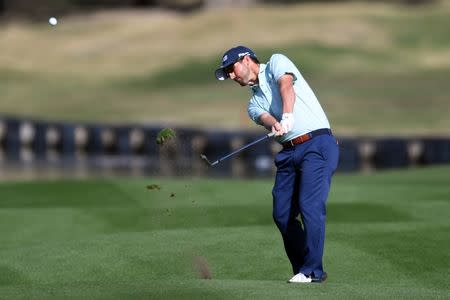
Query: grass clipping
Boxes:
[{"xmin": 156, "ymin": 128, "xmax": 176, "ymax": 146}]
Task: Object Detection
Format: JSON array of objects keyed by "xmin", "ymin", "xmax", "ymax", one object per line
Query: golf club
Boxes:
[{"xmin": 200, "ymin": 132, "xmax": 275, "ymax": 167}]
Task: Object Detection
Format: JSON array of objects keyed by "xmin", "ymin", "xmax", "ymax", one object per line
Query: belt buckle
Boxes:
[{"xmin": 289, "ymin": 139, "xmax": 295, "ymax": 147}]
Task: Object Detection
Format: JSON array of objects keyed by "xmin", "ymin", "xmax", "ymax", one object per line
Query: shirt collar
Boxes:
[
  {"xmin": 249, "ymin": 63, "xmax": 266, "ymax": 90},
  {"xmin": 257, "ymin": 63, "xmax": 267, "ymax": 84}
]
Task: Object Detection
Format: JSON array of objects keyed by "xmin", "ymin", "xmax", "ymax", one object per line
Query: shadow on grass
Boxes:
[
  {"xmin": 83, "ymin": 202, "xmax": 414, "ymax": 232},
  {"xmin": 327, "ymin": 203, "xmax": 413, "ymax": 223},
  {"xmin": 0, "ymin": 265, "xmax": 30, "ymax": 286}
]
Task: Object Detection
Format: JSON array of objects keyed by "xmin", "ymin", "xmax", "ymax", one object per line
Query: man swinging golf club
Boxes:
[{"xmin": 215, "ymin": 46, "xmax": 339, "ymax": 283}]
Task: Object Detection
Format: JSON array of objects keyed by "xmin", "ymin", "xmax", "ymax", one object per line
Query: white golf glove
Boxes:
[{"xmin": 280, "ymin": 113, "xmax": 295, "ymax": 134}]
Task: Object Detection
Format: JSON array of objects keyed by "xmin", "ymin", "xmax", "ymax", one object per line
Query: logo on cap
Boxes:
[{"xmin": 215, "ymin": 46, "xmax": 258, "ymax": 81}]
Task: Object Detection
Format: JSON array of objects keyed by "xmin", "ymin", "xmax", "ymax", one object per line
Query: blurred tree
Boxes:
[
  {"xmin": 73, "ymin": 0, "xmax": 135, "ymax": 7},
  {"xmin": 154, "ymin": 0, "xmax": 204, "ymax": 11},
  {"xmin": 134, "ymin": 0, "xmax": 156, "ymax": 5},
  {"xmin": 0, "ymin": 0, "xmax": 438, "ymax": 19},
  {"xmin": 3, "ymin": 0, "xmax": 73, "ymax": 19}
]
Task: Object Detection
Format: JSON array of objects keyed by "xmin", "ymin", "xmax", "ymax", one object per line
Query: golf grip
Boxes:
[{"xmin": 216, "ymin": 132, "xmax": 275, "ymax": 164}]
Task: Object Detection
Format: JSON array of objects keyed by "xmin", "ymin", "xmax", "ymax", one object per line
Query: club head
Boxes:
[{"xmin": 200, "ymin": 154, "xmax": 215, "ymax": 167}]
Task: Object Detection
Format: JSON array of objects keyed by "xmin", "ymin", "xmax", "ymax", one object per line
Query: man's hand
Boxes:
[
  {"xmin": 280, "ymin": 113, "xmax": 295, "ymax": 133},
  {"xmin": 271, "ymin": 122, "xmax": 285, "ymax": 137},
  {"xmin": 271, "ymin": 114, "xmax": 295, "ymax": 137},
  {"xmin": 260, "ymin": 112, "xmax": 294, "ymax": 137}
]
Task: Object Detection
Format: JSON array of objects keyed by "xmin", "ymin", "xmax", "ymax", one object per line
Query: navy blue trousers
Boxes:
[{"xmin": 272, "ymin": 134, "xmax": 339, "ymax": 280}]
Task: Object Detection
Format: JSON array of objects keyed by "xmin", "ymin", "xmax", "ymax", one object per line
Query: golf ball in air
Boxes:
[{"xmin": 49, "ymin": 17, "xmax": 58, "ymax": 26}]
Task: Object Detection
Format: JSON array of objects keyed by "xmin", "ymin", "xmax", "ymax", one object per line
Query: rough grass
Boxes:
[
  {"xmin": 0, "ymin": 166, "xmax": 449, "ymax": 299},
  {"xmin": 0, "ymin": 2, "xmax": 449, "ymax": 135}
]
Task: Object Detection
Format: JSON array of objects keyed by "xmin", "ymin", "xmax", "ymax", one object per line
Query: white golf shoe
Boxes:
[{"xmin": 288, "ymin": 273, "xmax": 312, "ymax": 283}]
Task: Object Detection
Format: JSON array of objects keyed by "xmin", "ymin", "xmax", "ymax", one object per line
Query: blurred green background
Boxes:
[{"xmin": 1, "ymin": 1, "xmax": 449, "ymax": 136}]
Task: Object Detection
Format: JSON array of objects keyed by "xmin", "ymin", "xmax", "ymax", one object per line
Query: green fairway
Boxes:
[{"xmin": 0, "ymin": 167, "xmax": 449, "ymax": 299}]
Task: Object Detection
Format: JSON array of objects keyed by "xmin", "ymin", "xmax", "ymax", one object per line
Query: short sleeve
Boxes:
[{"xmin": 269, "ymin": 54, "xmax": 298, "ymax": 82}]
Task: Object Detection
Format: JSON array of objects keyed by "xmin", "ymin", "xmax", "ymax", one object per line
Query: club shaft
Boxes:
[{"xmin": 213, "ymin": 132, "xmax": 274, "ymax": 165}]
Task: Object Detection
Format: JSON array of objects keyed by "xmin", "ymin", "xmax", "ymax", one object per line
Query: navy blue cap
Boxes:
[{"xmin": 215, "ymin": 46, "xmax": 259, "ymax": 80}]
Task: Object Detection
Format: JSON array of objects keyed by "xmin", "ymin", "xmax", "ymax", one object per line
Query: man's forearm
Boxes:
[{"xmin": 259, "ymin": 112, "xmax": 279, "ymax": 131}]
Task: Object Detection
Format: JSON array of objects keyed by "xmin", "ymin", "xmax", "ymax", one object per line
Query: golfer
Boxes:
[{"xmin": 215, "ymin": 46, "xmax": 339, "ymax": 283}]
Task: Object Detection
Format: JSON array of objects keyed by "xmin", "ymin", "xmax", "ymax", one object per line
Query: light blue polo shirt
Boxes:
[{"xmin": 247, "ymin": 54, "xmax": 330, "ymax": 143}]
